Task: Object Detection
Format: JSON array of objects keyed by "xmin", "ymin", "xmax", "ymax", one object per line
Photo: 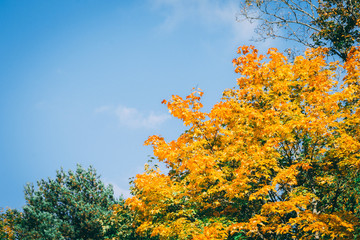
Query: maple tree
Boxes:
[
  {"xmin": 127, "ymin": 46, "xmax": 360, "ymax": 239},
  {"xmin": 238, "ymin": 0, "xmax": 360, "ymax": 60}
]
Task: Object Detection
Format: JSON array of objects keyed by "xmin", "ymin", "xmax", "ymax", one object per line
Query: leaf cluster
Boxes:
[
  {"xmin": 128, "ymin": 46, "xmax": 360, "ymax": 239},
  {"xmin": 4, "ymin": 165, "xmax": 136, "ymax": 240}
]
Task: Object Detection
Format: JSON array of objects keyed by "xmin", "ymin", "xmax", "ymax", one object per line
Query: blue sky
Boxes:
[{"xmin": 0, "ymin": 0, "xmax": 290, "ymax": 209}]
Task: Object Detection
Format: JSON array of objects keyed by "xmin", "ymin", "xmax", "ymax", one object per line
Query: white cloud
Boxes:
[
  {"xmin": 149, "ymin": 0, "xmax": 257, "ymax": 42},
  {"xmin": 106, "ymin": 182, "xmax": 131, "ymax": 199},
  {"xmin": 95, "ymin": 104, "xmax": 170, "ymax": 129},
  {"xmin": 115, "ymin": 105, "xmax": 170, "ymax": 128},
  {"xmin": 94, "ymin": 105, "xmax": 112, "ymax": 113}
]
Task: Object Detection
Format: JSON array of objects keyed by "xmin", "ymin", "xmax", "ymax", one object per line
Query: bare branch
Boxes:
[{"xmin": 238, "ymin": 0, "xmax": 360, "ymax": 60}]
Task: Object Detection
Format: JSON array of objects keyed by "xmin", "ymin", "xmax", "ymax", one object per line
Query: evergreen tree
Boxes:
[{"xmin": 17, "ymin": 165, "xmax": 134, "ymax": 239}]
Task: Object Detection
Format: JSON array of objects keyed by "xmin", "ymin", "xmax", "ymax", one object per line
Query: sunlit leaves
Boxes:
[{"xmin": 129, "ymin": 46, "xmax": 360, "ymax": 239}]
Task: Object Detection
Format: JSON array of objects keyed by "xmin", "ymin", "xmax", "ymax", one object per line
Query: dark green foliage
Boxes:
[
  {"xmin": 353, "ymin": 172, "xmax": 360, "ymax": 239},
  {"xmin": 102, "ymin": 202, "xmax": 159, "ymax": 240},
  {"xmin": 313, "ymin": 0, "xmax": 360, "ymax": 60},
  {"xmin": 0, "ymin": 208, "xmax": 21, "ymax": 239},
  {"xmin": 16, "ymin": 165, "xmax": 133, "ymax": 240}
]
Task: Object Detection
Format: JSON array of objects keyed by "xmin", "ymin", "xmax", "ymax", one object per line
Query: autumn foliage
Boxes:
[{"xmin": 127, "ymin": 46, "xmax": 360, "ymax": 239}]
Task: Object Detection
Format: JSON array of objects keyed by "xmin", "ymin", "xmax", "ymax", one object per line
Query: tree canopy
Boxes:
[
  {"xmin": 238, "ymin": 0, "xmax": 360, "ymax": 60},
  {"xmin": 127, "ymin": 46, "xmax": 360, "ymax": 239},
  {"xmin": 2, "ymin": 3, "xmax": 360, "ymax": 239},
  {"xmin": 16, "ymin": 165, "xmax": 134, "ymax": 239}
]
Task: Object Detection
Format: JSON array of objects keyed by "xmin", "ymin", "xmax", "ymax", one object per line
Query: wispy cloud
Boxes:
[
  {"xmin": 94, "ymin": 105, "xmax": 112, "ymax": 114},
  {"xmin": 149, "ymin": 0, "xmax": 256, "ymax": 42},
  {"xmin": 95, "ymin": 105, "xmax": 170, "ymax": 129},
  {"xmin": 105, "ymin": 181, "xmax": 131, "ymax": 199},
  {"xmin": 115, "ymin": 105, "xmax": 170, "ymax": 128}
]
